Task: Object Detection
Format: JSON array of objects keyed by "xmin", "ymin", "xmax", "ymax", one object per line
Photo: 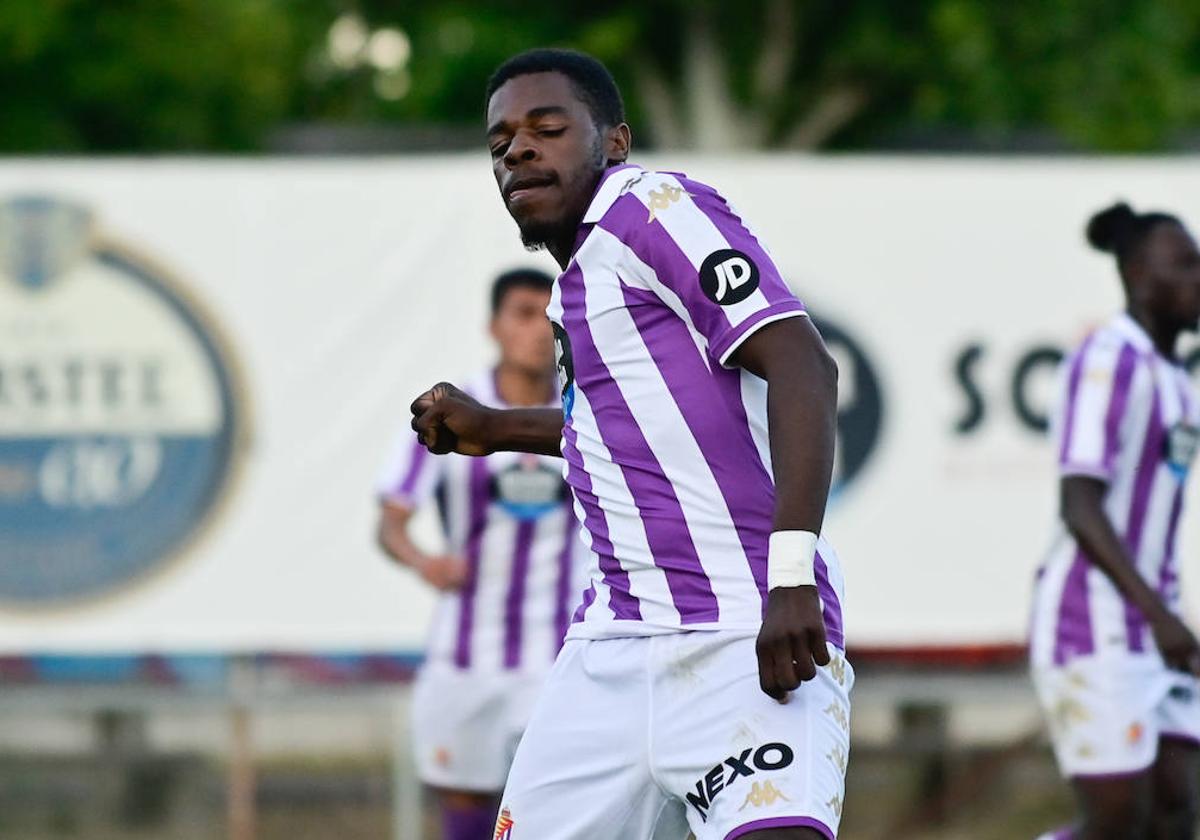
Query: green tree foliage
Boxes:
[
  {"xmin": 2, "ymin": 0, "xmax": 1199, "ymax": 152},
  {"xmin": 0, "ymin": 0, "xmax": 327, "ymax": 151}
]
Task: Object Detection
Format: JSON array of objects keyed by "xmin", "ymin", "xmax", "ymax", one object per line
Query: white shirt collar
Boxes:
[
  {"xmin": 1111, "ymin": 311, "xmax": 1155, "ymax": 353},
  {"xmin": 580, "ymin": 163, "xmax": 645, "ymax": 224}
]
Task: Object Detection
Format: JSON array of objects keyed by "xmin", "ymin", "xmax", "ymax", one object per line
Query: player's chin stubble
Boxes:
[{"xmin": 518, "ymin": 144, "xmax": 608, "ymax": 252}]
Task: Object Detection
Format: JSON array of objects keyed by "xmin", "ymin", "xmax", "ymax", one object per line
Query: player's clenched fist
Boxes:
[
  {"xmin": 410, "ymin": 382, "xmax": 495, "ymax": 456},
  {"xmin": 755, "ymin": 585, "xmax": 831, "ymax": 703}
]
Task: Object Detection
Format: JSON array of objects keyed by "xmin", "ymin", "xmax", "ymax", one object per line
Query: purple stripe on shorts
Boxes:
[
  {"xmin": 394, "ymin": 436, "xmax": 429, "ymax": 498},
  {"xmin": 1058, "ymin": 337, "xmax": 1095, "ymax": 465},
  {"xmin": 816, "ymin": 550, "xmax": 844, "ymax": 649},
  {"xmin": 1101, "ymin": 345, "xmax": 1139, "ymax": 470},
  {"xmin": 621, "ymin": 281, "xmax": 775, "ymax": 583},
  {"xmin": 562, "ymin": 422, "xmax": 641, "ymax": 621},
  {"xmin": 452, "ymin": 457, "xmax": 490, "ymax": 669},
  {"xmin": 1054, "ymin": 550, "xmax": 1094, "ymax": 665},
  {"xmin": 560, "ymin": 263, "xmax": 720, "ymax": 623},
  {"xmin": 502, "ymin": 520, "xmax": 536, "ymax": 669},
  {"xmin": 553, "ymin": 500, "xmax": 576, "ymax": 649},
  {"xmin": 1123, "ymin": 390, "xmax": 1164, "ymax": 653},
  {"xmin": 725, "ymin": 817, "xmax": 835, "ymax": 840},
  {"xmin": 1160, "ymin": 731, "xmax": 1200, "ymax": 749}
]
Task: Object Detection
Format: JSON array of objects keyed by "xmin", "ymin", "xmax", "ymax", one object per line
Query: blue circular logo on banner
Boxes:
[{"xmin": 0, "ymin": 197, "xmax": 244, "ymax": 606}]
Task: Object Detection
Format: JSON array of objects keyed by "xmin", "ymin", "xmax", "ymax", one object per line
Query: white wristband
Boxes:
[{"xmin": 768, "ymin": 530, "xmax": 818, "ymax": 590}]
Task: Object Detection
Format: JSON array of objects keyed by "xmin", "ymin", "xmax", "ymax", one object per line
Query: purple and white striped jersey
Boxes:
[
  {"xmin": 377, "ymin": 371, "xmax": 586, "ymax": 672},
  {"xmin": 1031, "ymin": 313, "xmax": 1200, "ymax": 668},
  {"xmin": 547, "ymin": 164, "xmax": 846, "ymax": 645}
]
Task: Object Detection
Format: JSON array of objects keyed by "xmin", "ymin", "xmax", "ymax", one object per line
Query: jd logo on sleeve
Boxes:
[{"xmin": 700, "ymin": 249, "xmax": 759, "ymax": 306}]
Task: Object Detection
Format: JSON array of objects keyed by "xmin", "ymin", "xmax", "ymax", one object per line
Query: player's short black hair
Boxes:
[
  {"xmin": 1086, "ymin": 201, "xmax": 1181, "ymax": 267},
  {"xmin": 485, "ymin": 48, "xmax": 625, "ymax": 130},
  {"xmin": 491, "ymin": 267, "xmax": 555, "ymax": 314}
]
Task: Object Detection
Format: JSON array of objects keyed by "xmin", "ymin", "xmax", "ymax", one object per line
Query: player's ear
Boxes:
[
  {"xmin": 604, "ymin": 123, "xmax": 631, "ymax": 166},
  {"xmin": 488, "ymin": 316, "xmax": 500, "ymax": 342}
]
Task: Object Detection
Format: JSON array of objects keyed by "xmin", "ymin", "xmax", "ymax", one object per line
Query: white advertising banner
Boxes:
[{"xmin": 0, "ymin": 156, "xmax": 1197, "ymax": 653}]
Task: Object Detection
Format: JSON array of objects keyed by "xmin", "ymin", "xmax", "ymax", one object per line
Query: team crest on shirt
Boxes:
[
  {"xmin": 551, "ymin": 321, "xmax": 575, "ymax": 419},
  {"xmin": 699, "ymin": 248, "xmax": 759, "ymax": 306},
  {"xmin": 1164, "ymin": 423, "xmax": 1199, "ymax": 480},
  {"xmin": 492, "ymin": 455, "xmax": 566, "ymax": 520},
  {"xmin": 493, "ymin": 806, "xmax": 514, "ymax": 840}
]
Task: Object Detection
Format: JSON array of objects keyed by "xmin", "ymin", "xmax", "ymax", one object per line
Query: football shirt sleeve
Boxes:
[
  {"xmin": 614, "ymin": 175, "xmax": 808, "ymax": 368},
  {"xmin": 375, "ymin": 428, "xmax": 444, "ymax": 508},
  {"xmin": 1057, "ymin": 340, "xmax": 1144, "ymax": 480}
]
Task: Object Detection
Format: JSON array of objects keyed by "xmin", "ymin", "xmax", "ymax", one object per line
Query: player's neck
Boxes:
[
  {"xmin": 548, "ymin": 228, "xmax": 581, "ymax": 269},
  {"xmin": 1128, "ymin": 305, "xmax": 1180, "ymax": 360},
  {"xmin": 495, "ymin": 363, "xmax": 555, "ymax": 407}
]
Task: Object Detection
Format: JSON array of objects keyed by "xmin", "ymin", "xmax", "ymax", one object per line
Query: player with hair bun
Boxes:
[{"xmin": 1031, "ymin": 202, "xmax": 1200, "ymax": 839}]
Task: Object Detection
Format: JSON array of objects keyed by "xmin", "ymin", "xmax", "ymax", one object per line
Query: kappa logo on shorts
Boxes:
[
  {"xmin": 699, "ymin": 248, "xmax": 759, "ymax": 306},
  {"xmin": 824, "ymin": 701, "xmax": 850, "ymax": 733},
  {"xmin": 738, "ymin": 781, "xmax": 791, "ymax": 811},
  {"xmin": 686, "ymin": 742, "xmax": 795, "ymax": 822},
  {"xmin": 493, "ymin": 806, "xmax": 514, "ymax": 840}
]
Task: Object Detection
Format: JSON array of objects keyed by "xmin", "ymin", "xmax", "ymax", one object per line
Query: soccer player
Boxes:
[
  {"xmin": 410, "ymin": 49, "xmax": 849, "ymax": 840},
  {"xmin": 376, "ymin": 268, "xmax": 584, "ymax": 840},
  {"xmin": 1030, "ymin": 202, "xmax": 1200, "ymax": 840}
]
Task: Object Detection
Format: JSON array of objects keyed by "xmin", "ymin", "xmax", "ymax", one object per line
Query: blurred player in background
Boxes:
[
  {"xmin": 1030, "ymin": 203, "xmax": 1200, "ymax": 840},
  {"xmin": 411, "ymin": 49, "xmax": 849, "ymax": 840},
  {"xmin": 376, "ymin": 267, "xmax": 583, "ymax": 840}
]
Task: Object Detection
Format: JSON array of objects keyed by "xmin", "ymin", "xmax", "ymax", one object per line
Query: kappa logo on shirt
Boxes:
[
  {"xmin": 645, "ymin": 182, "xmax": 691, "ymax": 223},
  {"xmin": 699, "ymin": 248, "xmax": 760, "ymax": 306},
  {"xmin": 686, "ymin": 742, "xmax": 795, "ymax": 822}
]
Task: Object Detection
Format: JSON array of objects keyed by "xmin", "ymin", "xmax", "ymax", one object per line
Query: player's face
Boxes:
[
  {"xmin": 486, "ymin": 72, "xmax": 607, "ymax": 251},
  {"xmin": 491, "ymin": 286, "xmax": 555, "ymax": 376},
  {"xmin": 1140, "ymin": 222, "xmax": 1200, "ymax": 332}
]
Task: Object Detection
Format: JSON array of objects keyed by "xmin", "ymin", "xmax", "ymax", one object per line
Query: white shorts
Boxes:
[
  {"xmin": 1032, "ymin": 654, "xmax": 1200, "ymax": 778},
  {"xmin": 411, "ymin": 660, "xmax": 548, "ymax": 792},
  {"xmin": 495, "ymin": 631, "xmax": 853, "ymax": 840}
]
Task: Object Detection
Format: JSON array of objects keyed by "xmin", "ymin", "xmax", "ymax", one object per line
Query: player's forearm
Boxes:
[
  {"xmin": 485, "ymin": 407, "xmax": 565, "ymax": 457},
  {"xmin": 377, "ymin": 511, "xmax": 428, "ymax": 568},
  {"xmin": 764, "ymin": 337, "xmax": 838, "ymax": 534},
  {"xmin": 1062, "ymin": 479, "xmax": 1171, "ymax": 622}
]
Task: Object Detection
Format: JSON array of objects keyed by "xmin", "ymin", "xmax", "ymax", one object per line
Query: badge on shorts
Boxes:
[
  {"xmin": 699, "ymin": 248, "xmax": 759, "ymax": 306},
  {"xmin": 493, "ymin": 807, "xmax": 514, "ymax": 840},
  {"xmin": 1164, "ymin": 423, "xmax": 1199, "ymax": 481}
]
